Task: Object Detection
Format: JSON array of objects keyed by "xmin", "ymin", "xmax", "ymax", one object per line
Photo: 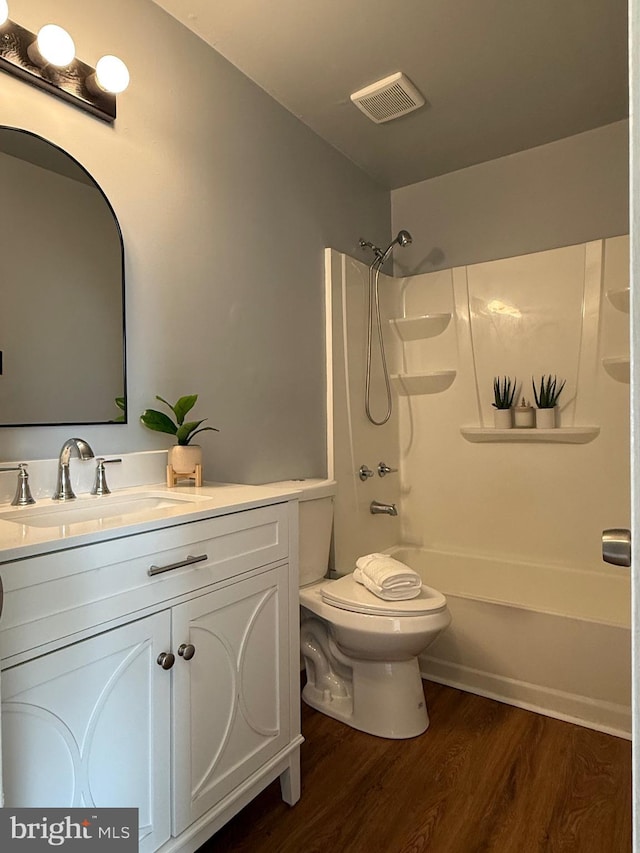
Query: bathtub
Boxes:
[{"xmin": 390, "ymin": 546, "xmax": 631, "ymax": 739}]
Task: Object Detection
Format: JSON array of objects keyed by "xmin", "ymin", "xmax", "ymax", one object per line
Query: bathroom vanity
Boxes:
[{"xmin": 0, "ymin": 481, "xmax": 302, "ymax": 853}]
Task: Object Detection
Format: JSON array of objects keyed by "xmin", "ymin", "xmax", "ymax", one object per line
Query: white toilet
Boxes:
[{"xmin": 273, "ymin": 478, "xmax": 451, "ymax": 739}]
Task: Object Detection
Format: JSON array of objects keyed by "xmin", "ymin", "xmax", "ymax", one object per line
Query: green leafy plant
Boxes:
[
  {"xmin": 492, "ymin": 376, "xmax": 516, "ymax": 410},
  {"xmin": 140, "ymin": 395, "xmax": 219, "ymax": 445},
  {"xmin": 112, "ymin": 396, "xmax": 126, "ymax": 424},
  {"xmin": 532, "ymin": 375, "xmax": 566, "ymax": 409}
]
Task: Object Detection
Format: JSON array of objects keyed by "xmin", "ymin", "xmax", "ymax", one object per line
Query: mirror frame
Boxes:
[{"xmin": 0, "ymin": 126, "xmax": 127, "ymax": 427}]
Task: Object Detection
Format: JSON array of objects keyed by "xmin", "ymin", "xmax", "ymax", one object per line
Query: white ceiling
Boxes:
[{"xmin": 151, "ymin": 0, "xmax": 628, "ymax": 190}]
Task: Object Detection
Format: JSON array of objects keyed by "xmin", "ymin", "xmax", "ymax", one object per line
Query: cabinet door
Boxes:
[
  {"xmin": 1, "ymin": 612, "xmax": 172, "ymax": 853},
  {"xmin": 172, "ymin": 564, "xmax": 290, "ymax": 834}
]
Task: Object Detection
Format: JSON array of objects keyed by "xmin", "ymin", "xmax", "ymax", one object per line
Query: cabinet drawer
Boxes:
[{"xmin": 0, "ymin": 503, "xmax": 290, "ymax": 663}]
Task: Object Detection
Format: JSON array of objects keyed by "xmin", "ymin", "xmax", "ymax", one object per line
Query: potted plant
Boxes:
[
  {"xmin": 492, "ymin": 376, "xmax": 516, "ymax": 428},
  {"xmin": 140, "ymin": 394, "xmax": 218, "ymax": 475},
  {"xmin": 532, "ymin": 375, "xmax": 566, "ymax": 429}
]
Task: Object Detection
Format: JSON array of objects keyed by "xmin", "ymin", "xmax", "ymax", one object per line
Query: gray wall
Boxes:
[
  {"xmin": 1, "ymin": 0, "xmax": 390, "ymax": 482},
  {"xmin": 391, "ymin": 121, "xmax": 629, "ymax": 275}
]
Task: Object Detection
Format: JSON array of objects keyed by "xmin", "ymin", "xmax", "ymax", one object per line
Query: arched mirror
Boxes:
[{"xmin": 0, "ymin": 127, "xmax": 126, "ymax": 426}]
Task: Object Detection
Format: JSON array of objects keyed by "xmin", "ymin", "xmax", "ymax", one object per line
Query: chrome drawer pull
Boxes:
[{"xmin": 148, "ymin": 553, "xmax": 208, "ymax": 577}]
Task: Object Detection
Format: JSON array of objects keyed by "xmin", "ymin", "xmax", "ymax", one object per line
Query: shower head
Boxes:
[
  {"xmin": 359, "ymin": 230, "xmax": 413, "ymax": 265},
  {"xmin": 378, "ymin": 229, "xmax": 413, "ymax": 264}
]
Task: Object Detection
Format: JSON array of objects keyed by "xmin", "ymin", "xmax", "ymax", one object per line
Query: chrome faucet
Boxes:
[
  {"xmin": 0, "ymin": 463, "xmax": 36, "ymax": 506},
  {"xmin": 370, "ymin": 500, "xmax": 398, "ymax": 516},
  {"xmin": 91, "ymin": 457, "xmax": 122, "ymax": 496},
  {"xmin": 53, "ymin": 438, "xmax": 95, "ymax": 501}
]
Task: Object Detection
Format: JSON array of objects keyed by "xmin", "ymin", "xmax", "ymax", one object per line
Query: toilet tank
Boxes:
[{"xmin": 264, "ymin": 479, "xmax": 336, "ymax": 586}]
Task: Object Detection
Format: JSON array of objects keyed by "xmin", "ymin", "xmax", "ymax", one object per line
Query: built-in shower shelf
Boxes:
[
  {"xmin": 390, "ymin": 313, "xmax": 451, "ymax": 341},
  {"xmin": 460, "ymin": 427, "xmax": 600, "ymax": 444},
  {"xmin": 606, "ymin": 287, "xmax": 630, "ymax": 313},
  {"xmin": 602, "ymin": 357, "xmax": 630, "ymax": 383},
  {"xmin": 391, "ymin": 370, "xmax": 456, "ymax": 396}
]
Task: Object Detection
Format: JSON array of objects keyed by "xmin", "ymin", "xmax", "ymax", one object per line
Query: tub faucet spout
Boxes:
[
  {"xmin": 53, "ymin": 438, "xmax": 95, "ymax": 501},
  {"xmin": 370, "ymin": 500, "xmax": 398, "ymax": 516}
]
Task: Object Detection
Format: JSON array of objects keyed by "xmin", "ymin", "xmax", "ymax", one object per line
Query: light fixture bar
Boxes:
[{"xmin": 0, "ymin": 19, "xmax": 116, "ymax": 122}]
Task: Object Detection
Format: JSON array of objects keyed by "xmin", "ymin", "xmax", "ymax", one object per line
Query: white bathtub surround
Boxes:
[
  {"xmin": 325, "ymin": 236, "xmax": 630, "ymax": 737},
  {"xmin": 392, "ymin": 546, "xmax": 631, "ymax": 739}
]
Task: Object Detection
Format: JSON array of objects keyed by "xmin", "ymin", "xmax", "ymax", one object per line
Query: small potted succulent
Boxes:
[
  {"xmin": 532, "ymin": 375, "xmax": 566, "ymax": 429},
  {"xmin": 492, "ymin": 376, "xmax": 516, "ymax": 428},
  {"xmin": 140, "ymin": 394, "xmax": 218, "ymax": 475}
]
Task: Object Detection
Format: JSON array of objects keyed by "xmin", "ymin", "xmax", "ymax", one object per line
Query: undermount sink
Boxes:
[{"xmin": 0, "ymin": 491, "xmax": 206, "ymax": 529}]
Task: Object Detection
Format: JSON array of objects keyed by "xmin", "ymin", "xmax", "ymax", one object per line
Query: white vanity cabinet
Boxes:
[
  {"xmin": 2, "ymin": 611, "xmax": 173, "ymax": 851},
  {"xmin": 0, "ymin": 496, "xmax": 301, "ymax": 853},
  {"xmin": 171, "ymin": 563, "xmax": 291, "ymax": 835}
]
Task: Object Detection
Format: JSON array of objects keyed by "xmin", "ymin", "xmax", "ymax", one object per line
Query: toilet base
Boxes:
[{"xmin": 303, "ymin": 656, "xmax": 429, "ymax": 739}]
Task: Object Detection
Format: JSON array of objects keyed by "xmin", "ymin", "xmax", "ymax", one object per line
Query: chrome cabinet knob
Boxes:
[
  {"xmin": 602, "ymin": 528, "xmax": 631, "ymax": 567},
  {"xmin": 178, "ymin": 643, "xmax": 196, "ymax": 661},
  {"xmin": 157, "ymin": 652, "xmax": 175, "ymax": 670}
]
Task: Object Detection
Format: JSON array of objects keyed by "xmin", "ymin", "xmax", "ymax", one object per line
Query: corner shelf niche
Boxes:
[
  {"xmin": 391, "ymin": 370, "xmax": 456, "ymax": 396},
  {"xmin": 389, "ymin": 313, "xmax": 451, "ymax": 341},
  {"xmin": 606, "ymin": 287, "xmax": 630, "ymax": 313},
  {"xmin": 602, "ymin": 357, "xmax": 630, "ymax": 383},
  {"xmin": 460, "ymin": 427, "xmax": 600, "ymax": 444}
]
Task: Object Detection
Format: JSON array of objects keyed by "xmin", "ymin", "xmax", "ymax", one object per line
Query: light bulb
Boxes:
[
  {"xmin": 95, "ymin": 55, "xmax": 129, "ymax": 94},
  {"xmin": 36, "ymin": 24, "xmax": 75, "ymax": 67},
  {"xmin": 0, "ymin": 1, "xmax": 8, "ymax": 26}
]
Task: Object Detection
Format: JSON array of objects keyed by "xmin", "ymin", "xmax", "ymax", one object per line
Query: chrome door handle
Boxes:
[{"xmin": 602, "ymin": 528, "xmax": 631, "ymax": 567}]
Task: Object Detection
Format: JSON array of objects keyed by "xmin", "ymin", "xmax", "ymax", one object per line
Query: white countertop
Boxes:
[{"xmin": 0, "ymin": 481, "xmax": 302, "ymax": 564}]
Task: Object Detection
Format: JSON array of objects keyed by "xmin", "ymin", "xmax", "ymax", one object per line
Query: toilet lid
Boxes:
[{"xmin": 321, "ymin": 574, "xmax": 447, "ymax": 617}]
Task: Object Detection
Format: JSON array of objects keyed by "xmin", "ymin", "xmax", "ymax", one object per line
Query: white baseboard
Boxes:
[{"xmin": 421, "ymin": 655, "xmax": 631, "ymax": 740}]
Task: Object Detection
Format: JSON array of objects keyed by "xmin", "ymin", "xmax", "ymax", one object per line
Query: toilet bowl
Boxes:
[
  {"xmin": 264, "ymin": 478, "xmax": 451, "ymax": 739},
  {"xmin": 300, "ymin": 574, "xmax": 450, "ymax": 738}
]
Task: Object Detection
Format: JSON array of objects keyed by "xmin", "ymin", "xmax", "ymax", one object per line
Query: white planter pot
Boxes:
[
  {"xmin": 493, "ymin": 409, "xmax": 513, "ymax": 429},
  {"xmin": 535, "ymin": 408, "xmax": 557, "ymax": 429},
  {"xmin": 169, "ymin": 444, "xmax": 202, "ymax": 474}
]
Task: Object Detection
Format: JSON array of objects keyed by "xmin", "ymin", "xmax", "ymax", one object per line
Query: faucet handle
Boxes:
[
  {"xmin": 0, "ymin": 463, "xmax": 36, "ymax": 506},
  {"xmin": 377, "ymin": 462, "xmax": 398, "ymax": 477},
  {"xmin": 91, "ymin": 457, "xmax": 122, "ymax": 496}
]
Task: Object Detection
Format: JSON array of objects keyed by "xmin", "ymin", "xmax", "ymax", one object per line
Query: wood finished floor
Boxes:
[{"xmin": 199, "ymin": 681, "xmax": 632, "ymax": 853}]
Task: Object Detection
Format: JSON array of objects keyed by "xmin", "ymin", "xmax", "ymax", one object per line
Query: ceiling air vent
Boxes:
[{"xmin": 350, "ymin": 72, "xmax": 425, "ymax": 124}]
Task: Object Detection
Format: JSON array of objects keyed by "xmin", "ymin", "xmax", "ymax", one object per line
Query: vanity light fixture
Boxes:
[
  {"xmin": 28, "ymin": 24, "xmax": 76, "ymax": 68},
  {"xmin": 0, "ymin": 5, "xmax": 128, "ymax": 122}
]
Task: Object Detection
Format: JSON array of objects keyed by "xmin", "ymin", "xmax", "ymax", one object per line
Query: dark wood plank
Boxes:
[{"xmin": 199, "ymin": 682, "xmax": 632, "ymax": 853}]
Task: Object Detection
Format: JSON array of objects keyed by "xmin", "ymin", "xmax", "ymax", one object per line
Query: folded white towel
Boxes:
[{"xmin": 353, "ymin": 553, "xmax": 422, "ymax": 601}]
